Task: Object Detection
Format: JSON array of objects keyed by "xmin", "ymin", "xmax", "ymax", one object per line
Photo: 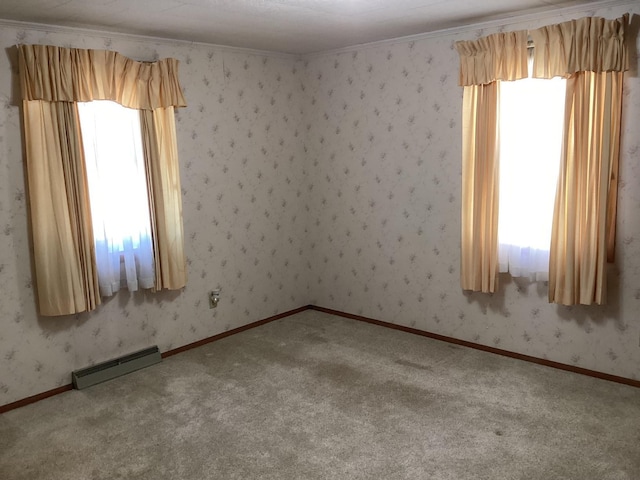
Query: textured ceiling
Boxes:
[{"xmin": 0, "ymin": 0, "xmax": 610, "ymax": 54}]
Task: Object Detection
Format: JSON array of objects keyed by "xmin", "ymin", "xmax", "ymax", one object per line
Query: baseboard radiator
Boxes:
[{"xmin": 72, "ymin": 346, "xmax": 162, "ymax": 390}]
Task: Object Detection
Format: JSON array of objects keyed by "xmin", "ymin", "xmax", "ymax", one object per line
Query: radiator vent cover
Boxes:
[{"xmin": 72, "ymin": 346, "xmax": 162, "ymax": 390}]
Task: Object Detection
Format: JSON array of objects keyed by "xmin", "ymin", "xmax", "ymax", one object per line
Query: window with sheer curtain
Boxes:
[
  {"xmin": 497, "ymin": 69, "xmax": 566, "ymax": 281},
  {"xmin": 455, "ymin": 14, "xmax": 628, "ymax": 305},
  {"xmin": 77, "ymin": 100, "xmax": 155, "ymax": 297},
  {"xmin": 18, "ymin": 44, "xmax": 188, "ymax": 316}
]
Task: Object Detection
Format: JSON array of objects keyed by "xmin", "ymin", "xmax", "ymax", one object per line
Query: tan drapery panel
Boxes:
[
  {"xmin": 460, "ymin": 83, "xmax": 500, "ymax": 293},
  {"xmin": 19, "ymin": 44, "xmax": 187, "ymax": 315},
  {"xmin": 18, "ymin": 44, "xmax": 186, "ymax": 110},
  {"xmin": 538, "ymin": 15, "xmax": 628, "ymax": 305},
  {"xmin": 549, "ymin": 71, "xmax": 624, "ymax": 305},
  {"xmin": 455, "ymin": 30, "xmax": 529, "ymax": 86},
  {"xmin": 456, "ymin": 32, "xmax": 527, "ymax": 292},
  {"xmin": 140, "ymin": 108, "xmax": 187, "ymax": 290},
  {"xmin": 23, "ymin": 100, "xmax": 100, "ymax": 315},
  {"xmin": 530, "ymin": 15, "xmax": 629, "ymax": 79}
]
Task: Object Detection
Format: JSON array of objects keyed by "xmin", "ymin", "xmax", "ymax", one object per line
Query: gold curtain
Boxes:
[
  {"xmin": 18, "ymin": 44, "xmax": 186, "ymax": 109},
  {"xmin": 456, "ymin": 30, "xmax": 529, "ymax": 86},
  {"xmin": 18, "ymin": 44, "xmax": 187, "ymax": 316},
  {"xmin": 455, "ymin": 30, "xmax": 528, "ymax": 293},
  {"xmin": 530, "ymin": 14, "xmax": 628, "ymax": 79},
  {"xmin": 23, "ymin": 101, "xmax": 100, "ymax": 315},
  {"xmin": 531, "ymin": 16, "xmax": 628, "ymax": 305},
  {"xmin": 140, "ymin": 108, "xmax": 187, "ymax": 290},
  {"xmin": 459, "ymin": 83, "xmax": 501, "ymax": 293},
  {"xmin": 549, "ymin": 70, "xmax": 624, "ymax": 305}
]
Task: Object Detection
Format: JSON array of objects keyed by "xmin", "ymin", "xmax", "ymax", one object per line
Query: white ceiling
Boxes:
[{"xmin": 0, "ymin": 0, "xmax": 611, "ymax": 54}]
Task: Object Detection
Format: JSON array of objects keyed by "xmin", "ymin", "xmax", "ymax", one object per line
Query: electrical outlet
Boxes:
[{"xmin": 209, "ymin": 290, "xmax": 220, "ymax": 309}]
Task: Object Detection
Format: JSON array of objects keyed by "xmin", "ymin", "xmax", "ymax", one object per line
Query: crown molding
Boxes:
[
  {"xmin": 0, "ymin": 18, "xmax": 300, "ymax": 60},
  {"xmin": 304, "ymin": 0, "xmax": 635, "ymax": 58},
  {"xmin": 0, "ymin": 0, "xmax": 634, "ymax": 60}
]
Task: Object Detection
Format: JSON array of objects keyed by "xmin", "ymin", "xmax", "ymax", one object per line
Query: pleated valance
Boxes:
[
  {"xmin": 455, "ymin": 30, "xmax": 529, "ymax": 86},
  {"xmin": 530, "ymin": 14, "xmax": 629, "ymax": 79},
  {"xmin": 18, "ymin": 44, "xmax": 187, "ymax": 110}
]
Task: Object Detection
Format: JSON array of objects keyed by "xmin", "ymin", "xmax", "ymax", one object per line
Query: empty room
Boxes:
[{"xmin": 1, "ymin": 0, "xmax": 639, "ymax": 478}]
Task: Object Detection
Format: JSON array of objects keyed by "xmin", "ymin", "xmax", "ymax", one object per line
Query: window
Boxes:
[
  {"xmin": 456, "ymin": 15, "xmax": 627, "ymax": 304},
  {"xmin": 77, "ymin": 101, "xmax": 155, "ymax": 297},
  {"xmin": 497, "ymin": 72, "xmax": 566, "ymax": 281},
  {"xmin": 18, "ymin": 44, "xmax": 187, "ymax": 315}
]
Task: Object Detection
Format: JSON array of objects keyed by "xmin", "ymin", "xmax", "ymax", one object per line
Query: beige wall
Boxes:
[
  {"xmin": 305, "ymin": 3, "xmax": 640, "ymax": 381},
  {"xmin": 1, "ymin": 1, "xmax": 639, "ymax": 407},
  {"xmin": 0, "ymin": 26, "xmax": 310, "ymax": 405}
]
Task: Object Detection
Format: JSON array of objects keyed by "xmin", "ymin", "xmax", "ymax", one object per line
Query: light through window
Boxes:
[
  {"xmin": 497, "ymin": 73, "xmax": 566, "ymax": 281},
  {"xmin": 77, "ymin": 100, "xmax": 155, "ymax": 296}
]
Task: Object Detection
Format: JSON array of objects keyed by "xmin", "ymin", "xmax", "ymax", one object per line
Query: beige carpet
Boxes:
[{"xmin": 1, "ymin": 310, "xmax": 639, "ymax": 479}]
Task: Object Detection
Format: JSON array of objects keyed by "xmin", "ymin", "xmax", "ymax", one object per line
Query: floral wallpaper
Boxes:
[
  {"xmin": 304, "ymin": 2, "xmax": 640, "ymax": 381},
  {"xmin": 1, "ymin": 2, "xmax": 639, "ymax": 407},
  {"xmin": 0, "ymin": 27, "xmax": 310, "ymax": 406}
]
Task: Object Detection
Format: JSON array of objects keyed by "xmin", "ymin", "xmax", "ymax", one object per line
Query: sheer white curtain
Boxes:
[
  {"xmin": 498, "ymin": 70, "xmax": 566, "ymax": 281},
  {"xmin": 77, "ymin": 100, "xmax": 155, "ymax": 297}
]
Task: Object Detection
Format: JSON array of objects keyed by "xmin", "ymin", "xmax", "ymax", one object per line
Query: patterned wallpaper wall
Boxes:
[
  {"xmin": 0, "ymin": 27, "xmax": 310, "ymax": 406},
  {"xmin": 1, "ymin": 2, "xmax": 639, "ymax": 407},
  {"xmin": 305, "ymin": 2, "xmax": 640, "ymax": 381}
]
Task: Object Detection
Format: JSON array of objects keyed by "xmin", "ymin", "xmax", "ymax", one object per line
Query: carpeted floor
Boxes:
[{"xmin": 1, "ymin": 310, "xmax": 639, "ymax": 480}]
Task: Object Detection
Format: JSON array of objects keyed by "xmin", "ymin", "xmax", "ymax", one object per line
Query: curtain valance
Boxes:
[
  {"xmin": 530, "ymin": 14, "xmax": 629, "ymax": 79},
  {"xmin": 455, "ymin": 30, "xmax": 529, "ymax": 86},
  {"xmin": 18, "ymin": 44, "xmax": 187, "ymax": 110}
]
